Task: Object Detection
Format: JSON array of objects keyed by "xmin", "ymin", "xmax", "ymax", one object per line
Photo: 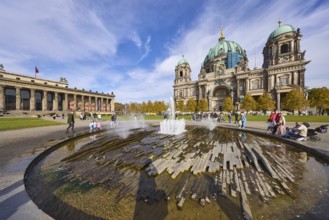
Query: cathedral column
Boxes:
[
  {"xmin": 276, "ymin": 91, "xmax": 281, "ymax": 111},
  {"xmin": 236, "ymin": 80, "xmax": 240, "ymax": 98},
  {"xmin": 245, "ymin": 79, "xmax": 249, "ymax": 93},
  {"xmin": 42, "ymin": 91, "xmax": 47, "ymax": 111},
  {"xmin": 0, "ymin": 85, "xmax": 4, "ymax": 109},
  {"xmin": 16, "ymin": 87, "xmax": 21, "ymax": 110},
  {"xmin": 53, "ymin": 92, "xmax": 58, "ymax": 111},
  {"xmin": 30, "ymin": 89, "xmax": 35, "ymax": 111},
  {"xmin": 293, "ymin": 71, "xmax": 298, "ymax": 85}
]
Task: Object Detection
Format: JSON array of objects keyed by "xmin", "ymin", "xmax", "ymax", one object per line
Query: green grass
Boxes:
[
  {"xmin": 114, "ymin": 114, "xmax": 329, "ymax": 123},
  {"xmin": 237, "ymin": 115, "xmax": 329, "ymax": 123},
  {"xmin": 0, "ymin": 117, "xmax": 65, "ymax": 131},
  {"xmin": 1, "ymin": 114, "xmax": 328, "ymax": 131}
]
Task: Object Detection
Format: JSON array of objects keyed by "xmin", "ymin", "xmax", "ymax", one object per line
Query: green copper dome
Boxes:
[
  {"xmin": 267, "ymin": 23, "xmax": 295, "ymax": 42},
  {"xmin": 203, "ymin": 39, "xmax": 246, "ymax": 65},
  {"xmin": 177, "ymin": 56, "xmax": 189, "ymax": 66}
]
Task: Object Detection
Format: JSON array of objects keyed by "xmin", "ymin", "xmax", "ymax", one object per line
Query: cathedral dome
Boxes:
[
  {"xmin": 177, "ymin": 56, "xmax": 189, "ymax": 66},
  {"xmin": 267, "ymin": 21, "xmax": 296, "ymax": 42},
  {"xmin": 203, "ymin": 30, "xmax": 246, "ymax": 65}
]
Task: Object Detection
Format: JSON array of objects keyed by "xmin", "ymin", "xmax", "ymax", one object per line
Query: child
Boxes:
[
  {"xmin": 89, "ymin": 121, "xmax": 96, "ymax": 132},
  {"xmin": 276, "ymin": 122, "xmax": 286, "ymax": 136},
  {"xmin": 266, "ymin": 119, "xmax": 275, "ymax": 134},
  {"xmin": 97, "ymin": 120, "xmax": 102, "ymax": 130}
]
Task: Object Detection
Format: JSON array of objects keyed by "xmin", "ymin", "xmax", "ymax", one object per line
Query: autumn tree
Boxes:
[
  {"xmin": 129, "ymin": 102, "xmax": 140, "ymax": 113},
  {"xmin": 257, "ymin": 93, "xmax": 276, "ymax": 111},
  {"xmin": 281, "ymin": 89, "xmax": 307, "ymax": 112},
  {"xmin": 176, "ymin": 99, "xmax": 185, "ymax": 112},
  {"xmin": 114, "ymin": 102, "xmax": 124, "ymax": 113},
  {"xmin": 146, "ymin": 100, "xmax": 154, "ymax": 113},
  {"xmin": 198, "ymin": 98, "xmax": 208, "ymax": 112},
  {"xmin": 240, "ymin": 94, "xmax": 257, "ymax": 113},
  {"xmin": 185, "ymin": 98, "xmax": 197, "ymax": 112},
  {"xmin": 308, "ymin": 87, "xmax": 329, "ymax": 114},
  {"xmin": 222, "ymin": 97, "xmax": 234, "ymax": 112},
  {"xmin": 141, "ymin": 101, "xmax": 147, "ymax": 113}
]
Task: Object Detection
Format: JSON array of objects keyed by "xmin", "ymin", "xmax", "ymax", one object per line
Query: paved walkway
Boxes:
[{"xmin": 0, "ymin": 118, "xmax": 328, "ymax": 219}]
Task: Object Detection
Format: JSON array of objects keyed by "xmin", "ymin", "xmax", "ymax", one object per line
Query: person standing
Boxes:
[
  {"xmin": 66, "ymin": 110, "xmax": 75, "ymax": 133},
  {"xmin": 234, "ymin": 111, "xmax": 239, "ymax": 124},
  {"xmin": 228, "ymin": 112, "xmax": 232, "ymax": 123},
  {"xmin": 240, "ymin": 113, "xmax": 247, "ymax": 128}
]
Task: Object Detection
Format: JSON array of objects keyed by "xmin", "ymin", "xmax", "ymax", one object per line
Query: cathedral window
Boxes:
[
  {"xmin": 180, "ymin": 71, "xmax": 183, "ymax": 77},
  {"xmin": 280, "ymin": 44, "xmax": 289, "ymax": 54},
  {"xmin": 252, "ymin": 80, "xmax": 260, "ymax": 90},
  {"xmin": 280, "ymin": 76, "xmax": 289, "ymax": 85}
]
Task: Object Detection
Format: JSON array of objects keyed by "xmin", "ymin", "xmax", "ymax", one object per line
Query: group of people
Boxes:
[
  {"xmin": 89, "ymin": 120, "xmax": 102, "ymax": 133},
  {"xmin": 267, "ymin": 111, "xmax": 308, "ymax": 141},
  {"xmin": 65, "ymin": 110, "xmax": 118, "ymax": 133}
]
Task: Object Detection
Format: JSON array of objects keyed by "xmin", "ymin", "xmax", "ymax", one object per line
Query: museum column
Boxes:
[
  {"xmin": 100, "ymin": 98, "xmax": 103, "ymax": 112},
  {"xmin": 73, "ymin": 94, "xmax": 77, "ymax": 111},
  {"xmin": 0, "ymin": 85, "xmax": 4, "ymax": 109},
  {"xmin": 42, "ymin": 91, "xmax": 47, "ymax": 111},
  {"xmin": 106, "ymin": 99, "xmax": 110, "ymax": 112},
  {"xmin": 63, "ymin": 93, "xmax": 68, "ymax": 111},
  {"xmin": 81, "ymin": 96, "xmax": 85, "ymax": 111},
  {"xmin": 16, "ymin": 87, "xmax": 21, "ymax": 110},
  {"xmin": 53, "ymin": 92, "xmax": 58, "ymax": 111},
  {"xmin": 88, "ymin": 96, "xmax": 91, "ymax": 111},
  {"xmin": 30, "ymin": 89, "xmax": 35, "ymax": 111},
  {"xmin": 111, "ymin": 98, "xmax": 115, "ymax": 112}
]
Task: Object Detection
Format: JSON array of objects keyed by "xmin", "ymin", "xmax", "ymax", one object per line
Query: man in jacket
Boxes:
[{"xmin": 66, "ymin": 110, "xmax": 75, "ymax": 133}]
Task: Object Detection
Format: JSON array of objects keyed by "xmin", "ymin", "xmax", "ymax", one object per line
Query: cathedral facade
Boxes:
[{"xmin": 173, "ymin": 21, "xmax": 310, "ymax": 112}]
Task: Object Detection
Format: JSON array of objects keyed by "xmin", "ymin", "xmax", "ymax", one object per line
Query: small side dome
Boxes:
[
  {"xmin": 177, "ymin": 55, "xmax": 189, "ymax": 66},
  {"xmin": 267, "ymin": 20, "xmax": 296, "ymax": 42}
]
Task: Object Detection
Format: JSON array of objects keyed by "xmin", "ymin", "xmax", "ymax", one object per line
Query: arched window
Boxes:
[
  {"xmin": 281, "ymin": 44, "xmax": 289, "ymax": 54},
  {"xmin": 180, "ymin": 71, "xmax": 183, "ymax": 77}
]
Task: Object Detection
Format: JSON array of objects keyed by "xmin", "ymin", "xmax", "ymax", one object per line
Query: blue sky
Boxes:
[{"xmin": 0, "ymin": 0, "xmax": 328, "ymax": 103}]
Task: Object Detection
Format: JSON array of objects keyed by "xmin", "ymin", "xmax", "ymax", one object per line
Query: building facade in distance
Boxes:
[
  {"xmin": 0, "ymin": 70, "xmax": 115, "ymax": 114},
  {"xmin": 173, "ymin": 21, "xmax": 310, "ymax": 112}
]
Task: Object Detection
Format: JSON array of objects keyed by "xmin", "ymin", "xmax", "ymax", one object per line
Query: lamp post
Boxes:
[
  {"xmin": 304, "ymin": 86, "xmax": 309, "ymax": 115},
  {"xmin": 275, "ymin": 82, "xmax": 285, "ymax": 112}
]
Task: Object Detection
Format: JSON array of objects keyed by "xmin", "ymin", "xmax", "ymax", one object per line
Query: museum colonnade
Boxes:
[{"xmin": 0, "ymin": 85, "xmax": 114, "ymax": 113}]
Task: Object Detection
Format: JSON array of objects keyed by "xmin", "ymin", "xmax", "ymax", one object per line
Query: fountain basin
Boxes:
[{"xmin": 24, "ymin": 124, "xmax": 329, "ymax": 220}]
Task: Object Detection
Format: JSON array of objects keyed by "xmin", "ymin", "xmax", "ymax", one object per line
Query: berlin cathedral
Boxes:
[{"xmin": 173, "ymin": 21, "xmax": 310, "ymax": 112}]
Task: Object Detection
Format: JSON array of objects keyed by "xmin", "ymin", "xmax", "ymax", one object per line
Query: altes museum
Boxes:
[
  {"xmin": 0, "ymin": 69, "xmax": 115, "ymax": 114},
  {"xmin": 173, "ymin": 21, "xmax": 310, "ymax": 112}
]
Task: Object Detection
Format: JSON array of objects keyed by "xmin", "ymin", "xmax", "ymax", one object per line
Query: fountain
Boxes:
[
  {"xmin": 24, "ymin": 123, "xmax": 329, "ymax": 220},
  {"xmin": 159, "ymin": 97, "xmax": 185, "ymax": 135}
]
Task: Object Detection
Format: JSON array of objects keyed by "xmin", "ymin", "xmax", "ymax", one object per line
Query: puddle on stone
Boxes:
[{"xmin": 25, "ymin": 126, "xmax": 329, "ymax": 220}]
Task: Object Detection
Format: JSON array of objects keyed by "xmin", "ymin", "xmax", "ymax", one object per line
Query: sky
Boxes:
[{"xmin": 0, "ymin": 0, "xmax": 328, "ymax": 103}]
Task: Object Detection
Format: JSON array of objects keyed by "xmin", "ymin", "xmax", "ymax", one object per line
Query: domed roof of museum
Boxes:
[
  {"xmin": 267, "ymin": 20, "xmax": 296, "ymax": 42},
  {"xmin": 177, "ymin": 55, "xmax": 189, "ymax": 66},
  {"xmin": 203, "ymin": 29, "xmax": 246, "ymax": 65}
]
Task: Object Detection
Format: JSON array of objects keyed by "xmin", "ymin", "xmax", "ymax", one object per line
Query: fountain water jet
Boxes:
[{"xmin": 160, "ymin": 97, "xmax": 185, "ymax": 135}]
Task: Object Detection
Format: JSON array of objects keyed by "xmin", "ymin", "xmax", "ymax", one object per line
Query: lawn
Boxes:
[
  {"xmin": 1, "ymin": 114, "xmax": 328, "ymax": 131},
  {"xmin": 0, "ymin": 117, "xmax": 65, "ymax": 131},
  {"xmin": 114, "ymin": 114, "xmax": 329, "ymax": 123}
]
